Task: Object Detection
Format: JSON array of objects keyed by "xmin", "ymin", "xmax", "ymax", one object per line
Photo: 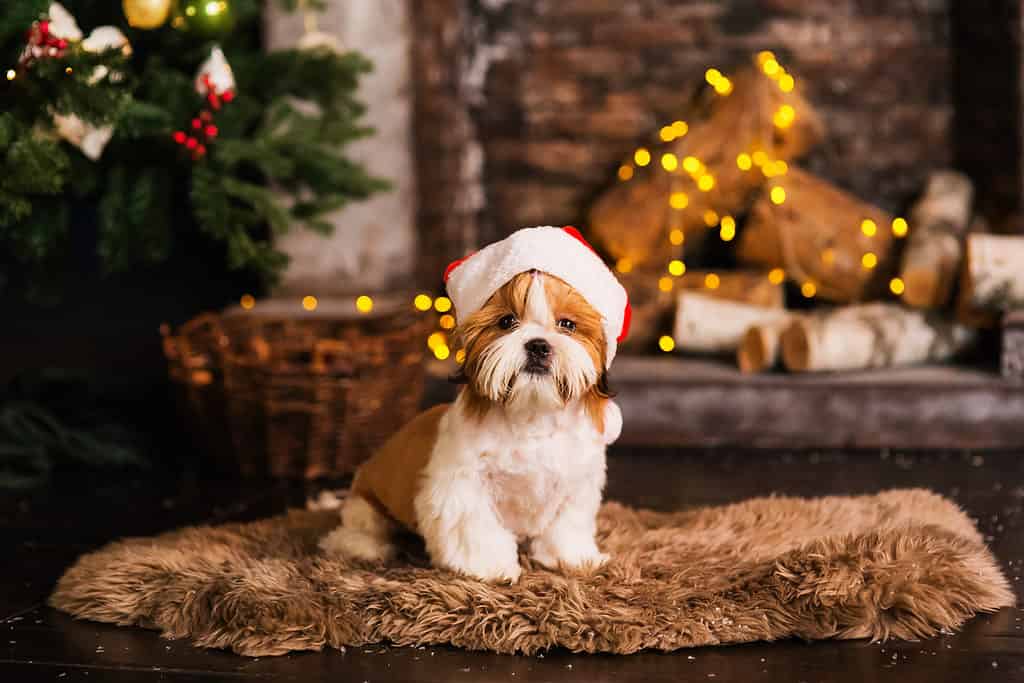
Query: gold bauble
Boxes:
[{"xmin": 123, "ymin": 0, "xmax": 174, "ymax": 29}]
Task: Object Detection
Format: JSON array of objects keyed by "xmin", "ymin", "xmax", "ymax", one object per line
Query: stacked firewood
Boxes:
[{"xmin": 588, "ymin": 55, "xmax": 1024, "ymax": 374}]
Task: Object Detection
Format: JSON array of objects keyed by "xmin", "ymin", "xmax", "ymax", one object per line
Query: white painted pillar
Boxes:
[{"xmin": 265, "ymin": 0, "xmax": 416, "ymax": 296}]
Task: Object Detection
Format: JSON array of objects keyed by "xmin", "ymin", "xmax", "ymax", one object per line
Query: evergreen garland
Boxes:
[{"xmin": 0, "ymin": 1, "xmax": 386, "ymax": 295}]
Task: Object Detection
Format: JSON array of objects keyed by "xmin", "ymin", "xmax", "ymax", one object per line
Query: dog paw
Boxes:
[
  {"xmin": 531, "ymin": 538, "xmax": 608, "ymax": 573},
  {"xmin": 319, "ymin": 527, "xmax": 396, "ymax": 563}
]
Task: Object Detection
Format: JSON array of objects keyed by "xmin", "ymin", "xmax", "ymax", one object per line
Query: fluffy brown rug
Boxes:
[{"xmin": 49, "ymin": 488, "xmax": 1013, "ymax": 657}]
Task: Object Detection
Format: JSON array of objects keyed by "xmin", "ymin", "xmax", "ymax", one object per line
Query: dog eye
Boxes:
[
  {"xmin": 557, "ymin": 318, "xmax": 576, "ymax": 333},
  {"xmin": 498, "ymin": 314, "xmax": 518, "ymax": 330}
]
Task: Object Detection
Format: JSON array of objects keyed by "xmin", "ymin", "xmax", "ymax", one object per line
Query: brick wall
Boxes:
[{"xmin": 413, "ymin": 0, "xmax": 954, "ymax": 278}]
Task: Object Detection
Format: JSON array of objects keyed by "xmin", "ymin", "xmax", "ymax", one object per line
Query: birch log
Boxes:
[
  {"xmin": 898, "ymin": 171, "xmax": 974, "ymax": 309},
  {"xmin": 737, "ymin": 315, "xmax": 801, "ymax": 373},
  {"xmin": 780, "ymin": 303, "xmax": 975, "ymax": 372},
  {"xmin": 958, "ymin": 234, "xmax": 1024, "ymax": 312},
  {"xmin": 673, "ymin": 292, "xmax": 790, "ymax": 353}
]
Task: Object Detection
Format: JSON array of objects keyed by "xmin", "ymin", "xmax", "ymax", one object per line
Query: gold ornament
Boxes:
[{"xmin": 123, "ymin": 0, "xmax": 173, "ymax": 30}]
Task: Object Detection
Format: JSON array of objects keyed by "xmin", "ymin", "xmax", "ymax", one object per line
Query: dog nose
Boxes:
[{"xmin": 524, "ymin": 338, "xmax": 552, "ymax": 358}]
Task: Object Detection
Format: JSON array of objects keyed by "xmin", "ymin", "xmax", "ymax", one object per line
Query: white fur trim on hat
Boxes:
[{"xmin": 444, "ymin": 226, "xmax": 631, "ymax": 367}]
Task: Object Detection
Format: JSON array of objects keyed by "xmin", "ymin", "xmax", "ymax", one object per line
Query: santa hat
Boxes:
[{"xmin": 444, "ymin": 226, "xmax": 631, "ymax": 367}]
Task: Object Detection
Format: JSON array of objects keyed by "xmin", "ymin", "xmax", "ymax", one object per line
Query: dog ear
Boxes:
[{"xmin": 594, "ymin": 370, "xmax": 615, "ymax": 399}]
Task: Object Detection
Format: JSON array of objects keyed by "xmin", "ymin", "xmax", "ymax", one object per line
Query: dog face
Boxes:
[{"xmin": 455, "ymin": 271, "xmax": 609, "ymax": 415}]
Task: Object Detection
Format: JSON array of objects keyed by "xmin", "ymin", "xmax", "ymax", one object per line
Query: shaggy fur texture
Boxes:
[{"xmin": 50, "ymin": 488, "xmax": 1013, "ymax": 657}]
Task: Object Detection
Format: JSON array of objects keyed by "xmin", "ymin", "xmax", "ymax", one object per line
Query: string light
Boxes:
[
  {"xmin": 669, "ymin": 192, "xmax": 689, "ymax": 209},
  {"xmin": 414, "ymin": 294, "xmax": 433, "ymax": 311},
  {"xmin": 889, "ymin": 277, "xmax": 906, "ymax": 295},
  {"xmin": 861, "ymin": 219, "xmax": 877, "ymax": 237},
  {"xmin": 355, "ymin": 295, "xmax": 373, "ymax": 313},
  {"xmin": 659, "ymin": 125, "xmax": 675, "ymax": 142},
  {"xmin": 779, "ymin": 73, "xmax": 795, "ymax": 92},
  {"xmin": 240, "ymin": 294, "xmax": 255, "ymax": 310},
  {"xmin": 861, "ymin": 252, "xmax": 878, "ymax": 269},
  {"xmin": 770, "ymin": 186, "xmax": 786, "ymax": 205},
  {"xmin": 671, "ymin": 120, "xmax": 688, "ymax": 137},
  {"xmin": 616, "ymin": 257, "xmax": 634, "ymax": 274},
  {"xmin": 704, "ymin": 273, "xmax": 721, "ymax": 289},
  {"xmin": 434, "ymin": 296, "xmax": 452, "ymax": 313},
  {"xmin": 440, "ymin": 314, "xmax": 456, "ymax": 329},
  {"xmin": 617, "ymin": 164, "xmax": 634, "ymax": 181},
  {"xmin": 703, "ymin": 210, "xmax": 720, "ymax": 227},
  {"xmin": 65, "ymin": 66, "xmax": 72, "ymax": 75},
  {"xmin": 719, "ymin": 217, "xmax": 736, "ymax": 242},
  {"xmin": 455, "ymin": 349, "xmax": 466, "ymax": 364},
  {"xmin": 661, "ymin": 153, "xmax": 679, "ymax": 172},
  {"xmin": 892, "ymin": 217, "xmax": 908, "ymax": 237},
  {"xmin": 658, "ymin": 335, "xmax": 676, "ymax": 352},
  {"xmin": 763, "ymin": 160, "xmax": 788, "ymax": 178},
  {"xmin": 773, "ymin": 104, "xmax": 795, "ymax": 129},
  {"xmin": 757, "ymin": 51, "xmax": 777, "ymax": 68},
  {"xmin": 752, "ymin": 150, "xmax": 768, "ymax": 167},
  {"xmin": 801, "ymin": 281, "xmax": 817, "ymax": 298},
  {"xmin": 5, "ymin": 69, "xmax": 14, "ymax": 81},
  {"xmin": 668, "ymin": 260, "xmax": 686, "ymax": 276},
  {"xmin": 634, "ymin": 148, "xmax": 651, "ymax": 167},
  {"xmin": 658, "ymin": 276, "xmax": 674, "ymax": 292},
  {"xmin": 768, "ymin": 268, "xmax": 785, "ymax": 285},
  {"xmin": 714, "ymin": 78, "xmax": 733, "ymax": 95},
  {"xmin": 736, "ymin": 153, "xmax": 753, "ymax": 171},
  {"xmin": 697, "ymin": 174, "xmax": 715, "ymax": 192},
  {"xmin": 705, "ymin": 68, "xmax": 723, "ymax": 85},
  {"xmin": 434, "ymin": 344, "xmax": 451, "ymax": 361},
  {"xmin": 669, "ymin": 229, "xmax": 685, "ymax": 246},
  {"xmin": 302, "ymin": 295, "xmax": 318, "ymax": 311},
  {"xmin": 762, "ymin": 58, "xmax": 781, "ymax": 78},
  {"xmin": 427, "ymin": 332, "xmax": 446, "ymax": 350},
  {"xmin": 682, "ymin": 156, "xmax": 701, "ymax": 175}
]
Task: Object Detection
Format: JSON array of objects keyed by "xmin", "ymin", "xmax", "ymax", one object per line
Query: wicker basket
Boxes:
[{"xmin": 162, "ymin": 297, "xmax": 433, "ymax": 478}]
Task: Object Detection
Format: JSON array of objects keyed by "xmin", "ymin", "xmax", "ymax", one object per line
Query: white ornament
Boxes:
[
  {"xmin": 81, "ymin": 26, "xmax": 131, "ymax": 55},
  {"xmin": 53, "ymin": 113, "xmax": 114, "ymax": 161},
  {"xmin": 297, "ymin": 31, "xmax": 344, "ymax": 54},
  {"xmin": 47, "ymin": 2, "xmax": 83, "ymax": 41},
  {"xmin": 194, "ymin": 46, "xmax": 235, "ymax": 95}
]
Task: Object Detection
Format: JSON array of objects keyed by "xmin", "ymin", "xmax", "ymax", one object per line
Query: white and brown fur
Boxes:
[{"xmin": 319, "ymin": 271, "xmax": 617, "ymax": 583}]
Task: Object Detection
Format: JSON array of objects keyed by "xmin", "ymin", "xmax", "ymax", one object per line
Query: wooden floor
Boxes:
[{"xmin": 2, "ymin": 448, "xmax": 1023, "ymax": 682}]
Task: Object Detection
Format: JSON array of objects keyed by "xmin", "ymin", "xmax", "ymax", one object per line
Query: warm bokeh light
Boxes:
[
  {"xmin": 890, "ymin": 277, "xmax": 906, "ymax": 295},
  {"xmin": 433, "ymin": 343, "xmax": 451, "ymax": 361},
  {"xmin": 861, "ymin": 252, "xmax": 878, "ymax": 269},
  {"xmin": 634, "ymin": 147, "xmax": 651, "ymax": 166},
  {"xmin": 801, "ymin": 281, "xmax": 817, "ymax": 298},
  {"xmin": 618, "ymin": 164, "xmax": 634, "ymax": 181},
  {"xmin": 861, "ymin": 219, "xmax": 877, "ymax": 237},
  {"xmin": 668, "ymin": 260, "xmax": 686, "ymax": 276},
  {"xmin": 427, "ymin": 332, "xmax": 446, "ymax": 350},
  {"xmin": 703, "ymin": 210, "xmax": 720, "ymax": 227},
  {"xmin": 705, "ymin": 68, "xmax": 723, "ymax": 85},
  {"xmin": 240, "ymin": 294, "xmax": 255, "ymax": 310},
  {"xmin": 697, "ymin": 174, "xmax": 715, "ymax": 192},
  {"xmin": 892, "ymin": 217, "xmax": 909, "ymax": 237},
  {"xmin": 455, "ymin": 349, "xmax": 466, "ymax": 364},
  {"xmin": 658, "ymin": 276, "xmax": 673, "ymax": 292},
  {"xmin": 302, "ymin": 295, "xmax": 318, "ymax": 311},
  {"xmin": 439, "ymin": 314, "xmax": 456, "ymax": 329},
  {"xmin": 704, "ymin": 273, "xmax": 721, "ymax": 289},
  {"xmin": 669, "ymin": 229, "xmax": 685, "ymax": 246},
  {"xmin": 671, "ymin": 120, "xmax": 688, "ymax": 137},
  {"xmin": 714, "ymin": 78, "xmax": 733, "ymax": 95},
  {"xmin": 355, "ymin": 295, "xmax": 373, "ymax": 313},
  {"xmin": 669, "ymin": 191, "xmax": 689, "ymax": 209},
  {"xmin": 682, "ymin": 156, "xmax": 701, "ymax": 174},
  {"xmin": 768, "ymin": 268, "xmax": 785, "ymax": 285},
  {"xmin": 736, "ymin": 153, "xmax": 753, "ymax": 171},
  {"xmin": 779, "ymin": 73, "xmax": 795, "ymax": 92},
  {"xmin": 658, "ymin": 335, "xmax": 676, "ymax": 352},
  {"xmin": 661, "ymin": 153, "xmax": 679, "ymax": 172},
  {"xmin": 414, "ymin": 294, "xmax": 433, "ymax": 311},
  {"xmin": 770, "ymin": 186, "xmax": 786, "ymax": 205},
  {"xmin": 752, "ymin": 150, "xmax": 768, "ymax": 167},
  {"xmin": 616, "ymin": 257, "xmax": 633, "ymax": 274},
  {"xmin": 434, "ymin": 296, "xmax": 452, "ymax": 312},
  {"xmin": 773, "ymin": 105, "xmax": 796, "ymax": 129},
  {"xmin": 659, "ymin": 126, "xmax": 675, "ymax": 142},
  {"xmin": 5, "ymin": 70, "xmax": 14, "ymax": 81},
  {"xmin": 720, "ymin": 216, "xmax": 736, "ymax": 241},
  {"xmin": 762, "ymin": 58, "xmax": 781, "ymax": 78}
]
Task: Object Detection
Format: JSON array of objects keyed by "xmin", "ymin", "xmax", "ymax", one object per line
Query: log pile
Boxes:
[{"xmin": 585, "ymin": 53, "xmax": 1024, "ymax": 375}]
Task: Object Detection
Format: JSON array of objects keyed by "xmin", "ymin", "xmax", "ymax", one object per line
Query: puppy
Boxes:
[{"xmin": 320, "ymin": 226, "xmax": 629, "ymax": 582}]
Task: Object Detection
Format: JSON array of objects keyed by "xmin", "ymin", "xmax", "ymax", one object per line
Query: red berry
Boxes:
[
  {"xmin": 207, "ymin": 94, "xmax": 221, "ymax": 110},
  {"xmin": 185, "ymin": 137, "xmax": 198, "ymax": 150},
  {"xmin": 222, "ymin": 90, "xmax": 235, "ymax": 103},
  {"xmin": 172, "ymin": 131, "xmax": 187, "ymax": 144},
  {"xmin": 38, "ymin": 20, "xmax": 50, "ymax": 37},
  {"xmin": 191, "ymin": 118, "xmax": 202, "ymax": 129},
  {"xmin": 204, "ymin": 125, "xmax": 218, "ymax": 138},
  {"xmin": 200, "ymin": 110, "xmax": 213, "ymax": 121},
  {"xmin": 56, "ymin": 39, "xmax": 67, "ymax": 50},
  {"xmin": 196, "ymin": 144, "xmax": 207, "ymax": 157}
]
